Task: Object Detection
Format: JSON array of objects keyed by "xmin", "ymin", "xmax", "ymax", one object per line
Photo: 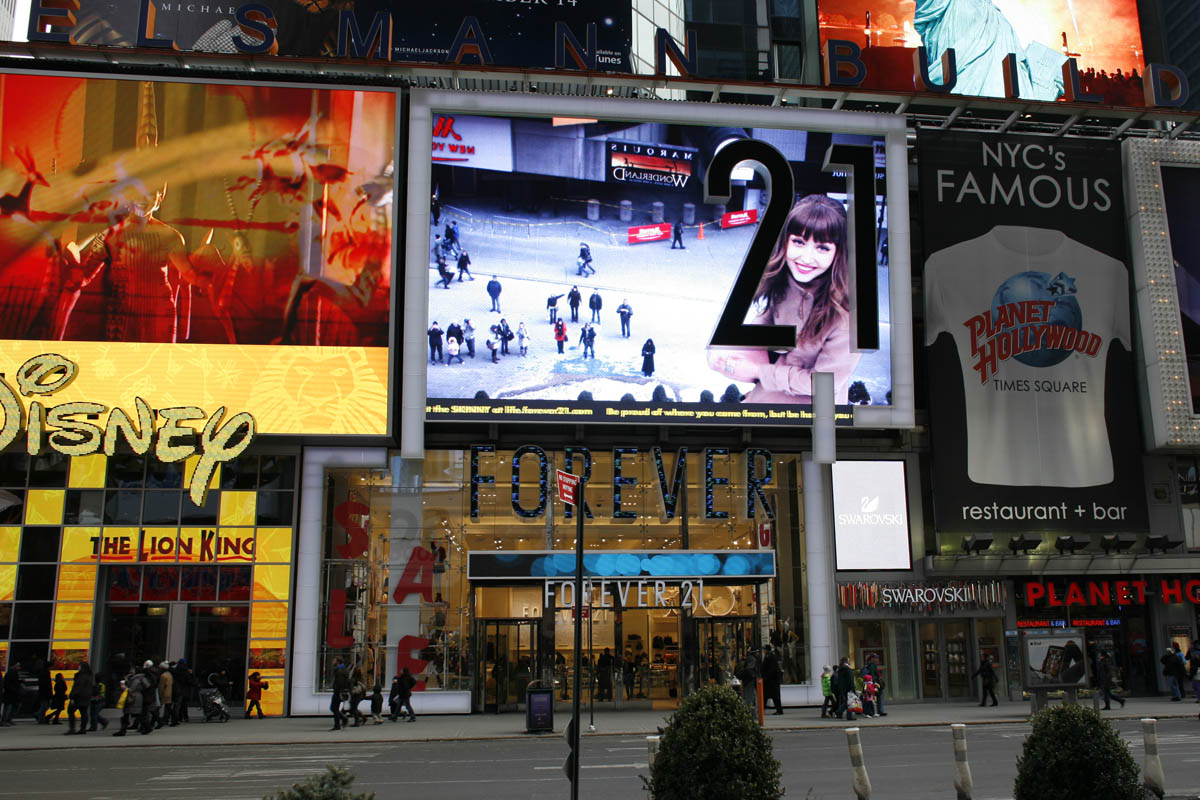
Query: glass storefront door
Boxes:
[
  {"xmin": 186, "ymin": 606, "xmax": 249, "ymax": 702},
  {"xmin": 477, "ymin": 619, "xmax": 539, "ymax": 713},
  {"xmin": 919, "ymin": 622, "xmax": 943, "ymax": 699},
  {"xmin": 918, "ymin": 620, "xmax": 975, "ymax": 700},
  {"xmin": 944, "ymin": 621, "xmax": 971, "ymax": 699},
  {"xmin": 695, "ymin": 617, "xmax": 752, "ymax": 688}
]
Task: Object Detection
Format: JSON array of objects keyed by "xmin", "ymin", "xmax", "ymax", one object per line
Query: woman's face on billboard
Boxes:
[{"xmin": 785, "ymin": 233, "xmax": 837, "ymax": 284}]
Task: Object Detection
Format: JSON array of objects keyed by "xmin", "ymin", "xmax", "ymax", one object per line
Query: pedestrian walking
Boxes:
[
  {"xmin": 436, "ymin": 255, "xmax": 454, "ymax": 289},
  {"xmin": 397, "ymin": 668, "xmax": 417, "ymax": 722},
  {"xmin": 1163, "ymin": 646, "xmax": 1188, "ymax": 700},
  {"xmin": 46, "ymin": 673, "xmax": 67, "ymax": 724},
  {"xmin": 833, "ymin": 656, "xmax": 856, "ymax": 721},
  {"xmin": 431, "ymin": 194, "xmax": 441, "ymax": 226},
  {"xmin": 555, "ymin": 319, "xmax": 567, "ymax": 354},
  {"xmin": 65, "ymin": 662, "xmax": 94, "ymax": 734},
  {"xmin": 973, "ymin": 655, "xmax": 999, "ymax": 706},
  {"xmin": 0, "ymin": 660, "xmax": 19, "ymax": 727},
  {"xmin": 388, "ymin": 675, "xmax": 401, "ymax": 721},
  {"xmin": 641, "ymin": 339, "xmax": 656, "ymax": 377},
  {"xmin": 617, "ymin": 300, "xmax": 633, "ymax": 338},
  {"xmin": 245, "ymin": 672, "xmax": 267, "ymax": 719},
  {"xmin": 576, "ymin": 242, "xmax": 594, "ymax": 277},
  {"xmin": 430, "ymin": 234, "xmax": 443, "ymax": 265},
  {"xmin": 623, "ymin": 655, "xmax": 636, "ymax": 701},
  {"xmin": 862, "ymin": 673, "xmax": 878, "ymax": 717},
  {"xmin": 1189, "ymin": 648, "xmax": 1200, "ymax": 702},
  {"xmin": 111, "ymin": 679, "xmax": 131, "ymax": 737},
  {"xmin": 88, "ymin": 674, "xmax": 109, "ymax": 732},
  {"xmin": 819, "ymin": 665, "xmax": 836, "ymax": 718},
  {"xmin": 517, "ymin": 322, "xmax": 530, "ymax": 356},
  {"xmin": 762, "ymin": 644, "xmax": 784, "ymax": 715},
  {"xmin": 547, "ymin": 293, "xmax": 564, "ymax": 324},
  {"xmin": 671, "ymin": 219, "xmax": 685, "ymax": 249},
  {"xmin": 464, "ymin": 319, "xmax": 476, "ymax": 358},
  {"xmin": 446, "ymin": 335, "xmax": 463, "ymax": 364},
  {"xmin": 427, "ymin": 322, "xmax": 444, "ymax": 364},
  {"xmin": 330, "ymin": 657, "xmax": 350, "ymax": 731},
  {"xmin": 457, "ymin": 249, "xmax": 473, "ymax": 281},
  {"xmin": 450, "ymin": 220, "xmax": 461, "ymax": 251},
  {"xmin": 861, "ymin": 652, "xmax": 887, "ymax": 716},
  {"xmin": 370, "ymin": 683, "xmax": 384, "ymax": 724},
  {"xmin": 1097, "ymin": 651, "xmax": 1125, "ymax": 709},
  {"xmin": 173, "ymin": 658, "xmax": 193, "ymax": 723},
  {"xmin": 348, "ymin": 664, "xmax": 368, "ymax": 727},
  {"xmin": 588, "ymin": 290, "xmax": 602, "ymax": 323},
  {"xmin": 567, "ymin": 285, "xmax": 582, "ymax": 322},
  {"xmin": 487, "ymin": 276, "xmax": 502, "ymax": 312},
  {"xmin": 443, "ymin": 220, "xmax": 458, "ymax": 253}
]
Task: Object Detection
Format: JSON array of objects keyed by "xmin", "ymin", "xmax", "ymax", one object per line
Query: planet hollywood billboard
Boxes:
[{"xmin": 919, "ymin": 131, "xmax": 1147, "ymax": 533}]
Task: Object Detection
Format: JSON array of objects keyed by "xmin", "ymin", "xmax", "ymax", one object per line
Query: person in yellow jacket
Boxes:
[
  {"xmin": 112, "ymin": 679, "xmax": 131, "ymax": 737},
  {"xmin": 819, "ymin": 665, "xmax": 836, "ymax": 719}
]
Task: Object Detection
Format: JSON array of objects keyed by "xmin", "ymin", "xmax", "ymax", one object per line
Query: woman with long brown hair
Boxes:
[{"xmin": 710, "ymin": 194, "xmax": 861, "ymax": 403}]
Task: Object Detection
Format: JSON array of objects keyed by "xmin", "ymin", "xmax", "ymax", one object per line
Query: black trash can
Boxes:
[{"xmin": 526, "ymin": 685, "xmax": 554, "ymax": 733}]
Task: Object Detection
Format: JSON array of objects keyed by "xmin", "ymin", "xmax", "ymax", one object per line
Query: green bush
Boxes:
[
  {"xmin": 265, "ymin": 766, "xmax": 375, "ymax": 800},
  {"xmin": 1013, "ymin": 704, "xmax": 1139, "ymax": 800},
  {"xmin": 646, "ymin": 684, "xmax": 783, "ymax": 800}
]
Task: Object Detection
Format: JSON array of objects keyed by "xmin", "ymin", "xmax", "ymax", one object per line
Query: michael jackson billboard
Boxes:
[
  {"xmin": 0, "ymin": 72, "xmax": 395, "ymax": 436},
  {"xmin": 920, "ymin": 131, "xmax": 1147, "ymax": 532}
]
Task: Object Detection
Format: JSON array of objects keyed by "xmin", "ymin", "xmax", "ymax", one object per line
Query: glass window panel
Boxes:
[
  {"xmin": 219, "ymin": 566, "xmax": 252, "ymax": 601},
  {"xmin": 256, "ymin": 492, "xmax": 293, "ymax": 526},
  {"xmin": 11, "ymin": 602, "xmax": 53, "ymax": 639},
  {"xmin": 0, "ymin": 604, "xmax": 10, "ymax": 638},
  {"xmin": 255, "ymin": 528, "xmax": 293, "ymax": 564},
  {"xmin": 258, "ymin": 456, "xmax": 296, "ymax": 491},
  {"xmin": 0, "ymin": 491, "xmax": 22, "ymax": 525},
  {"xmin": 64, "ymin": 490, "xmax": 105, "ymax": 525},
  {"xmin": 52, "ymin": 603, "xmax": 93, "ymax": 640},
  {"xmin": 0, "ymin": 564, "xmax": 14, "ymax": 603},
  {"xmin": 105, "ymin": 455, "xmax": 144, "ymax": 489},
  {"xmin": 253, "ymin": 564, "xmax": 291, "ymax": 602},
  {"xmin": 145, "ymin": 460, "xmax": 183, "ymax": 489},
  {"xmin": 19, "ymin": 527, "xmax": 60, "ymax": 562},
  {"xmin": 56, "ymin": 565, "xmax": 96, "ymax": 602},
  {"xmin": 221, "ymin": 456, "xmax": 259, "ymax": 490},
  {"xmin": 141, "ymin": 491, "xmax": 181, "ymax": 525},
  {"xmin": 180, "ymin": 566, "xmax": 218, "ymax": 602},
  {"xmin": 28, "ymin": 453, "xmax": 68, "ymax": 488},
  {"xmin": 107, "ymin": 566, "xmax": 142, "ymax": 602},
  {"xmin": 141, "ymin": 567, "xmax": 180, "ymax": 602},
  {"xmin": 103, "ymin": 491, "xmax": 141, "ymax": 525},
  {"xmin": 250, "ymin": 602, "xmax": 288, "ymax": 639},
  {"xmin": 0, "ymin": 453, "xmax": 28, "ymax": 487},
  {"xmin": 181, "ymin": 491, "xmax": 219, "ymax": 526},
  {"xmin": 16, "ymin": 564, "xmax": 56, "ymax": 600}
]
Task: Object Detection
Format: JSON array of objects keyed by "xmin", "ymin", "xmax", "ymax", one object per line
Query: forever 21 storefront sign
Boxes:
[{"xmin": 0, "ymin": 354, "xmax": 255, "ymax": 504}]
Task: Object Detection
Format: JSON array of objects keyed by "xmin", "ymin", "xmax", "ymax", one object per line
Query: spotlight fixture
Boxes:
[
  {"xmin": 1054, "ymin": 535, "xmax": 1087, "ymax": 555},
  {"xmin": 961, "ymin": 534, "xmax": 994, "ymax": 554},
  {"xmin": 1145, "ymin": 534, "xmax": 1183, "ymax": 554},
  {"xmin": 1008, "ymin": 534, "xmax": 1040, "ymax": 555},
  {"xmin": 1100, "ymin": 534, "xmax": 1136, "ymax": 555}
]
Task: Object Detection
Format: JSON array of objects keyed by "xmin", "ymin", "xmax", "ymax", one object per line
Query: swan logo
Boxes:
[{"xmin": 861, "ymin": 496, "xmax": 880, "ymax": 513}]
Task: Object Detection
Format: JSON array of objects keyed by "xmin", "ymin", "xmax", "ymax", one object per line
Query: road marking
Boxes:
[{"xmin": 534, "ymin": 762, "xmax": 647, "ymax": 770}]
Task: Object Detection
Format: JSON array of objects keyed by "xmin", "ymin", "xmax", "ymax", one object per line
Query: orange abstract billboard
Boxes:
[{"xmin": 0, "ymin": 73, "xmax": 395, "ymax": 435}]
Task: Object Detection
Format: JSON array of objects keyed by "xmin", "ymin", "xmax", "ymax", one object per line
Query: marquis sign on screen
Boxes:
[
  {"xmin": 818, "ymin": 0, "xmax": 1146, "ymax": 105},
  {"xmin": 0, "ymin": 73, "xmax": 394, "ymax": 435},
  {"xmin": 831, "ymin": 461, "xmax": 911, "ymax": 570},
  {"xmin": 423, "ymin": 113, "xmax": 893, "ymax": 425}
]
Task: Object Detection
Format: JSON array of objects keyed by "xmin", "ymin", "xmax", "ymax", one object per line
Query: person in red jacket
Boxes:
[
  {"xmin": 245, "ymin": 672, "xmax": 268, "ymax": 719},
  {"xmin": 554, "ymin": 319, "xmax": 567, "ymax": 354}
]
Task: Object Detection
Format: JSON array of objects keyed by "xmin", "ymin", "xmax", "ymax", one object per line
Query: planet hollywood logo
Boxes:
[{"xmin": 965, "ymin": 271, "xmax": 1101, "ymax": 383}]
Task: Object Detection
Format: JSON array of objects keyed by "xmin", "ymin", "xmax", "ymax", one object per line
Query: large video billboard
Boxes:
[
  {"xmin": 819, "ymin": 0, "xmax": 1146, "ymax": 104},
  {"xmin": 0, "ymin": 73, "xmax": 395, "ymax": 435},
  {"xmin": 23, "ymin": 2, "xmax": 631, "ymax": 72},
  {"xmin": 411, "ymin": 95, "xmax": 913, "ymax": 427},
  {"xmin": 921, "ymin": 130, "xmax": 1146, "ymax": 533}
]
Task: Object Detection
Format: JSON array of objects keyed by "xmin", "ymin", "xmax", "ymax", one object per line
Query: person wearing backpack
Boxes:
[
  {"xmin": 88, "ymin": 675, "xmax": 108, "ymax": 732},
  {"xmin": 833, "ymin": 657, "xmax": 856, "ymax": 721}
]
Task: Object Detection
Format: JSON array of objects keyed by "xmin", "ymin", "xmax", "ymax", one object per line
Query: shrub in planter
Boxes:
[
  {"xmin": 646, "ymin": 684, "xmax": 783, "ymax": 800},
  {"xmin": 265, "ymin": 765, "xmax": 375, "ymax": 800},
  {"xmin": 1013, "ymin": 703, "xmax": 1139, "ymax": 800}
]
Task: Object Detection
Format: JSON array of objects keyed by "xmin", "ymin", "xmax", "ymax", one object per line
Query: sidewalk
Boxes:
[{"xmin": 0, "ymin": 697, "xmax": 1194, "ymax": 750}]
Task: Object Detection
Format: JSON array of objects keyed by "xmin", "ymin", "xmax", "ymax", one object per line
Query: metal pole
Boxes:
[
  {"xmin": 589, "ymin": 586, "xmax": 595, "ymax": 731},
  {"xmin": 570, "ymin": 483, "xmax": 585, "ymax": 800},
  {"xmin": 951, "ymin": 723, "xmax": 973, "ymax": 800},
  {"xmin": 846, "ymin": 726, "xmax": 872, "ymax": 800}
]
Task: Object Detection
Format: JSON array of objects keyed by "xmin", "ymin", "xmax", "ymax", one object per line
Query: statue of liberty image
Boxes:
[{"xmin": 915, "ymin": 0, "xmax": 1066, "ymax": 100}]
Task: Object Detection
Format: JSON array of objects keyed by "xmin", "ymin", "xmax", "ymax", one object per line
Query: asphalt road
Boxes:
[{"xmin": 0, "ymin": 718, "xmax": 1197, "ymax": 800}]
